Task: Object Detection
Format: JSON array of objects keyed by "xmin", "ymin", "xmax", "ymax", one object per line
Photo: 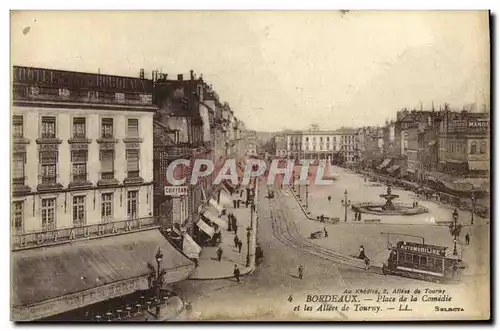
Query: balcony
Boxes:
[
  {"xmin": 69, "ymin": 173, "xmax": 93, "ymax": 188},
  {"xmin": 37, "ymin": 175, "xmax": 63, "ymax": 191},
  {"xmin": 11, "ymin": 217, "xmax": 157, "ymax": 251},
  {"xmin": 13, "ymin": 86, "xmax": 154, "ymax": 106},
  {"xmin": 36, "ymin": 136, "xmax": 62, "ymax": 145},
  {"xmin": 97, "ymin": 172, "xmax": 119, "ymax": 187},
  {"xmin": 12, "ymin": 177, "xmax": 31, "ymax": 194},
  {"xmin": 124, "ymin": 171, "xmax": 144, "ymax": 185}
]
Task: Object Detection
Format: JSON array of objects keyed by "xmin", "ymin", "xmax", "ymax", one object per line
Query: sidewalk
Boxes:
[
  {"xmin": 120, "ymin": 296, "xmax": 185, "ymax": 322},
  {"xmin": 189, "ymin": 186, "xmax": 258, "ymax": 280}
]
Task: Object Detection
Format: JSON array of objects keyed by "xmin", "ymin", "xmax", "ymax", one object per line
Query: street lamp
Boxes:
[
  {"xmin": 341, "ymin": 189, "xmax": 351, "ymax": 223},
  {"xmin": 246, "ymin": 226, "xmax": 251, "ymax": 267},
  {"xmin": 152, "ymin": 247, "xmax": 166, "ymax": 318},
  {"xmin": 471, "ymin": 192, "xmax": 476, "ymax": 225},
  {"xmin": 449, "ymin": 209, "xmax": 462, "ymax": 256},
  {"xmin": 305, "ymin": 182, "xmax": 309, "ymax": 210}
]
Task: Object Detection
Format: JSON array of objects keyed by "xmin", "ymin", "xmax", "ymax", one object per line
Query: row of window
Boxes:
[
  {"xmin": 399, "ymin": 252, "xmax": 444, "ymax": 270},
  {"xmin": 11, "ymin": 191, "xmax": 139, "ymax": 234},
  {"xmin": 13, "ymin": 149, "xmax": 141, "ymax": 185},
  {"xmin": 25, "ymin": 87, "xmax": 152, "ymax": 104},
  {"xmin": 13, "ymin": 115, "xmax": 140, "ymax": 140}
]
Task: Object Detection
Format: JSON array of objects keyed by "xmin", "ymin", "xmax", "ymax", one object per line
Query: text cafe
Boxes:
[{"xmin": 164, "ymin": 186, "xmax": 188, "ymax": 197}]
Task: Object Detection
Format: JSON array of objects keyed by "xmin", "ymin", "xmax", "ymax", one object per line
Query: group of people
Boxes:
[{"xmin": 353, "ymin": 212, "xmax": 362, "ymax": 221}]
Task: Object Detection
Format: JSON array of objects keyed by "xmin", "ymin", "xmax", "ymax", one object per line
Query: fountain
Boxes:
[
  {"xmin": 379, "ymin": 185, "xmax": 399, "ymax": 211},
  {"xmin": 352, "ymin": 185, "xmax": 428, "ymax": 216}
]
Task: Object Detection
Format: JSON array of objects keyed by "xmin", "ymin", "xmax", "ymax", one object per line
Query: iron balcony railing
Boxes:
[{"xmin": 12, "ymin": 216, "xmax": 157, "ymax": 251}]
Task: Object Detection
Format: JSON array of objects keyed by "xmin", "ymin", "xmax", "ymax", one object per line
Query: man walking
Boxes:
[
  {"xmin": 234, "ymin": 265, "xmax": 241, "ymax": 283},
  {"xmin": 328, "ymin": 195, "xmax": 332, "ymax": 203},
  {"xmin": 238, "ymin": 239, "xmax": 243, "ymax": 253},
  {"xmin": 324, "ymin": 227, "xmax": 328, "ymax": 238},
  {"xmin": 465, "ymin": 233, "xmax": 470, "ymax": 245},
  {"xmin": 216, "ymin": 247, "xmax": 223, "ymax": 262},
  {"xmin": 298, "ymin": 265, "xmax": 304, "ymax": 280},
  {"xmin": 234, "ymin": 234, "xmax": 239, "ymax": 248}
]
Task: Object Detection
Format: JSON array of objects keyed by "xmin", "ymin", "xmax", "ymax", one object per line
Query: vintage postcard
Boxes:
[{"xmin": 10, "ymin": 10, "xmax": 490, "ymax": 321}]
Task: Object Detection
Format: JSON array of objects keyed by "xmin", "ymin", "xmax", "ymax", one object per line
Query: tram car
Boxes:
[{"xmin": 382, "ymin": 241, "xmax": 466, "ymax": 283}]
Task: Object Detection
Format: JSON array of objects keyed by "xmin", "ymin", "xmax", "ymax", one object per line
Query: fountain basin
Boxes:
[{"xmin": 352, "ymin": 202, "xmax": 429, "ymax": 216}]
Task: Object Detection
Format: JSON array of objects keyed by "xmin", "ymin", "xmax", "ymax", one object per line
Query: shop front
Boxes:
[{"xmin": 12, "ymin": 229, "xmax": 195, "ymax": 321}]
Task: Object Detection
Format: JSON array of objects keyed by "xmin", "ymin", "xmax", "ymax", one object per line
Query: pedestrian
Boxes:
[
  {"xmin": 354, "ymin": 212, "xmax": 358, "ymax": 221},
  {"xmin": 234, "ymin": 264, "xmax": 241, "ymax": 282},
  {"xmin": 358, "ymin": 245, "xmax": 366, "ymax": 260},
  {"xmin": 238, "ymin": 240, "xmax": 243, "ymax": 253},
  {"xmin": 298, "ymin": 265, "xmax": 304, "ymax": 279},
  {"xmin": 233, "ymin": 199, "xmax": 237, "ymax": 209},
  {"xmin": 465, "ymin": 233, "xmax": 470, "ymax": 245},
  {"xmin": 324, "ymin": 227, "xmax": 328, "ymax": 238},
  {"xmin": 328, "ymin": 195, "xmax": 331, "ymax": 203},
  {"xmin": 234, "ymin": 224, "xmax": 238, "ymax": 235},
  {"xmin": 216, "ymin": 247, "xmax": 223, "ymax": 262},
  {"xmin": 358, "ymin": 213, "xmax": 362, "ymax": 222},
  {"xmin": 234, "ymin": 234, "xmax": 239, "ymax": 248},
  {"xmin": 228, "ymin": 213, "xmax": 233, "ymax": 231},
  {"xmin": 364, "ymin": 257, "xmax": 370, "ymax": 270}
]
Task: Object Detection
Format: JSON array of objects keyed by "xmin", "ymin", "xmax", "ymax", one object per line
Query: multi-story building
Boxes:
[
  {"xmin": 11, "ymin": 66, "xmax": 194, "ymax": 321},
  {"xmin": 274, "ymin": 135, "xmax": 287, "ymax": 157},
  {"xmin": 438, "ymin": 110, "xmax": 490, "ymax": 178},
  {"xmin": 245, "ymin": 131, "xmax": 258, "ymax": 157}
]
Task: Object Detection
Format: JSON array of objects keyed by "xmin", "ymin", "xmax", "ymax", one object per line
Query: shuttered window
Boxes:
[
  {"xmin": 126, "ymin": 150, "xmax": 140, "ymax": 178},
  {"xmin": 41, "ymin": 116, "xmax": 56, "ymax": 138},
  {"xmin": 72, "ymin": 196, "xmax": 86, "ymax": 226},
  {"xmin": 40, "ymin": 151, "xmax": 57, "ymax": 183},
  {"xmin": 72, "ymin": 150, "xmax": 87, "ymax": 182},
  {"xmin": 101, "ymin": 118, "xmax": 114, "ymax": 138},
  {"xmin": 100, "ymin": 150, "xmax": 114, "ymax": 178},
  {"xmin": 13, "ymin": 115, "xmax": 23, "ymax": 138},
  {"xmin": 12, "ymin": 201, "xmax": 24, "ymax": 234},
  {"xmin": 127, "ymin": 119, "xmax": 139, "ymax": 137},
  {"xmin": 73, "ymin": 117, "xmax": 86, "ymax": 138},
  {"xmin": 13, "ymin": 153, "xmax": 25, "ymax": 180}
]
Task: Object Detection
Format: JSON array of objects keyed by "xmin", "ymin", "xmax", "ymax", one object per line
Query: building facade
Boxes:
[{"xmin": 11, "ymin": 66, "xmax": 194, "ymax": 321}]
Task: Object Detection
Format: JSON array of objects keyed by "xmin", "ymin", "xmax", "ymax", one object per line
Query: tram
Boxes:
[{"xmin": 382, "ymin": 241, "xmax": 466, "ymax": 283}]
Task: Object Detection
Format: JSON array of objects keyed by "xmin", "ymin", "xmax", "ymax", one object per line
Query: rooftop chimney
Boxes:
[
  {"xmin": 177, "ymin": 74, "xmax": 183, "ymax": 81},
  {"xmin": 190, "ymin": 70, "xmax": 194, "ymax": 80},
  {"xmin": 140, "ymin": 69, "xmax": 145, "ymax": 79}
]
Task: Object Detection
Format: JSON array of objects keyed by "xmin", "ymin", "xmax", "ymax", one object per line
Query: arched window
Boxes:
[
  {"xmin": 480, "ymin": 142, "xmax": 487, "ymax": 154},
  {"xmin": 470, "ymin": 142, "xmax": 477, "ymax": 155}
]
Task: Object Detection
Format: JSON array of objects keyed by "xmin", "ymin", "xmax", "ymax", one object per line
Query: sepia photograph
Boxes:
[{"xmin": 9, "ymin": 10, "xmax": 491, "ymax": 322}]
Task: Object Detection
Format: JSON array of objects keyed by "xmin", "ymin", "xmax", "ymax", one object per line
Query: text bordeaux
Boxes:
[{"xmin": 13, "ymin": 66, "xmax": 152, "ymax": 93}]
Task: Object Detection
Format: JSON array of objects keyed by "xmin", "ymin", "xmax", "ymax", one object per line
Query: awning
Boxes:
[
  {"xmin": 209, "ymin": 198, "xmax": 225, "ymax": 214},
  {"xmin": 182, "ymin": 233, "xmax": 201, "ymax": 260},
  {"xmin": 468, "ymin": 161, "xmax": 489, "ymax": 171},
  {"xmin": 196, "ymin": 219, "xmax": 214, "ymax": 238},
  {"xmin": 377, "ymin": 159, "xmax": 391, "ymax": 170},
  {"xmin": 202, "ymin": 211, "xmax": 227, "ymax": 229},
  {"xmin": 222, "ymin": 180, "xmax": 236, "ymax": 194},
  {"xmin": 12, "ymin": 229, "xmax": 194, "ymax": 321},
  {"xmin": 218, "ymin": 190, "xmax": 233, "ymax": 207}
]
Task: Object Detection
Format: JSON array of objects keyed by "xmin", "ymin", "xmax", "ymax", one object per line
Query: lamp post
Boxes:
[
  {"xmin": 305, "ymin": 182, "xmax": 309, "ymax": 210},
  {"xmin": 449, "ymin": 209, "xmax": 462, "ymax": 256},
  {"xmin": 341, "ymin": 189, "xmax": 351, "ymax": 223},
  {"xmin": 246, "ymin": 226, "xmax": 251, "ymax": 267},
  {"xmin": 471, "ymin": 192, "xmax": 476, "ymax": 225},
  {"xmin": 154, "ymin": 247, "xmax": 166, "ymax": 318},
  {"xmin": 297, "ymin": 177, "xmax": 301, "ymax": 199}
]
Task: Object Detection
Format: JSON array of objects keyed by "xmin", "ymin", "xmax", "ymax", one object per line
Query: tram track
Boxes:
[{"xmin": 267, "ymin": 185, "xmax": 368, "ymax": 271}]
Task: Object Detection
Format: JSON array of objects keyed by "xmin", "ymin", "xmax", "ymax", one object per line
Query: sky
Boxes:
[{"xmin": 11, "ymin": 11, "xmax": 490, "ymax": 132}]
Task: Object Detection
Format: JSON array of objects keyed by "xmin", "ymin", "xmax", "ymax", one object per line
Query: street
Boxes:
[{"xmin": 174, "ymin": 166, "xmax": 489, "ymax": 320}]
